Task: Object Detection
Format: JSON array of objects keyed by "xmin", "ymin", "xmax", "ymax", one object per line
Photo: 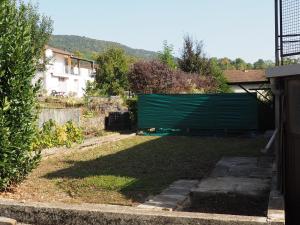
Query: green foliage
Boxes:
[
  {"xmin": 178, "ymin": 35, "xmax": 211, "ymax": 75},
  {"xmin": 209, "ymin": 59, "xmax": 231, "ymax": 93},
  {"xmin": 95, "ymin": 48, "xmax": 130, "ymax": 96},
  {"xmin": 218, "ymin": 57, "xmax": 236, "ymax": 70},
  {"xmin": 49, "ymin": 35, "xmax": 158, "ymax": 60},
  {"xmin": 84, "ymin": 81, "xmax": 102, "ymax": 97},
  {"xmin": 253, "ymin": 59, "xmax": 275, "ymax": 69},
  {"xmin": 33, "ymin": 120, "xmax": 84, "ymax": 150},
  {"xmin": 233, "ymin": 58, "xmax": 248, "ymax": 70},
  {"xmin": 126, "ymin": 98, "xmax": 138, "ymax": 125},
  {"xmin": 41, "ymin": 96, "xmax": 84, "ymax": 108},
  {"xmin": 158, "ymin": 41, "xmax": 177, "ymax": 69},
  {"xmin": 215, "ymin": 58, "xmax": 275, "ymax": 71},
  {"xmin": 282, "ymin": 57, "xmax": 299, "ymax": 65},
  {"xmin": 0, "ymin": 0, "xmax": 53, "ymax": 190},
  {"xmin": 178, "ymin": 36, "xmax": 230, "ymax": 93},
  {"xmin": 73, "ymin": 50, "xmax": 84, "ymax": 58}
]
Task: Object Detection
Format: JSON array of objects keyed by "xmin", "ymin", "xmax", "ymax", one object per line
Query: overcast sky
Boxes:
[{"xmin": 25, "ymin": 0, "xmax": 275, "ymax": 63}]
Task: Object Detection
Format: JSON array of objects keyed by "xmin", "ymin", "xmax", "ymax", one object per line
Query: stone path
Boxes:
[
  {"xmin": 41, "ymin": 133, "xmax": 136, "ymax": 158},
  {"xmin": 138, "ymin": 180, "xmax": 199, "ymax": 211},
  {"xmin": 138, "ymin": 157, "xmax": 273, "ymax": 214},
  {"xmin": 190, "ymin": 157, "xmax": 273, "ymax": 215}
]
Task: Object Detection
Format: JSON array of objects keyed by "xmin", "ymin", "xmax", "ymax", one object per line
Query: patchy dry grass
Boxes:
[{"xmin": 0, "ymin": 136, "xmax": 267, "ymax": 206}]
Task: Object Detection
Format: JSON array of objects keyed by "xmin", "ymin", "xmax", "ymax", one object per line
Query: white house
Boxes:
[
  {"xmin": 224, "ymin": 69, "xmax": 270, "ymax": 100},
  {"xmin": 34, "ymin": 46, "xmax": 95, "ymax": 97}
]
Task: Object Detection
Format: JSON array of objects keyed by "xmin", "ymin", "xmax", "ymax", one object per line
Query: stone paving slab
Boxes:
[
  {"xmin": 0, "ymin": 217, "xmax": 16, "ymax": 225},
  {"xmin": 192, "ymin": 177, "xmax": 271, "ymax": 197},
  {"xmin": 190, "ymin": 157, "xmax": 273, "ymax": 216},
  {"xmin": 210, "ymin": 157, "xmax": 273, "ymax": 179},
  {"xmin": 138, "ymin": 180, "xmax": 199, "ymax": 211}
]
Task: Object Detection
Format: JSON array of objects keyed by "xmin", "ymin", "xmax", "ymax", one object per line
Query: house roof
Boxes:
[
  {"xmin": 224, "ymin": 70, "xmax": 268, "ymax": 84},
  {"xmin": 45, "ymin": 45, "xmax": 95, "ymax": 64},
  {"xmin": 266, "ymin": 64, "xmax": 300, "ymax": 78},
  {"xmin": 45, "ymin": 45, "xmax": 72, "ymax": 56}
]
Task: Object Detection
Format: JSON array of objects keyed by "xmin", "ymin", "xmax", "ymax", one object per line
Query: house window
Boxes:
[{"xmin": 58, "ymin": 77, "xmax": 66, "ymax": 82}]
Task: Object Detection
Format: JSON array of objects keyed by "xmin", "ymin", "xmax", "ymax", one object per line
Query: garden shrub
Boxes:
[
  {"xmin": 126, "ymin": 98, "xmax": 138, "ymax": 126},
  {"xmin": 0, "ymin": 0, "xmax": 52, "ymax": 190},
  {"xmin": 33, "ymin": 120, "xmax": 84, "ymax": 150},
  {"xmin": 128, "ymin": 60, "xmax": 217, "ymax": 94}
]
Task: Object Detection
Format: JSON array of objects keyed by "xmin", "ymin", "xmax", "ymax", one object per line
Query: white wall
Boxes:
[{"xmin": 230, "ymin": 83, "xmax": 270, "ymax": 100}]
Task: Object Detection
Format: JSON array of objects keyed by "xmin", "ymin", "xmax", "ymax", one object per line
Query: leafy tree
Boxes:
[
  {"xmin": 128, "ymin": 60, "xmax": 217, "ymax": 94},
  {"xmin": 253, "ymin": 59, "xmax": 275, "ymax": 69},
  {"xmin": 95, "ymin": 48, "xmax": 130, "ymax": 96},
  {"xmin": 91, "ymin": 51, "xmax": 99, "ymax": 61},
  {"xmin": 218, "ymin": 57, "xmax": 235, "ymax": 70},
  {"xmin": 282, "ymin": 58, "xmax": 299, "ymax": 65},
  {"xmin": 0, "ymin": 0, "xmax": 53, "ymax": 190},
  {"xmin": 209, "ymin": 59, "xmax": 231, "ymax": 93},
  {"xmin": 158, "ymin": 41, "xmax": 177, "ymax": 69},
  {"xmin": 73, "ymin": 50, "xmax": 83, "ymax": 58},
  {"xmin": 234, "ymin": 58, "xmax": 248, "ymax": 70},
  {"xmin": 178, "ymin": 36, "xmax": 230, "ymax": 93},
  {"xmin": 253, "ymin": 59, "xmax": 265, "ymax": 69},
  {"xmin": 178, "ymin": 35, "xmax": 211, "ymax": 75}
]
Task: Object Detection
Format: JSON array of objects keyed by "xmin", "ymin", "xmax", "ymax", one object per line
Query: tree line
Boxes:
[
  {"xmin": 88, "ymin": 36, "xmax": 289, "ymax": 97},
  {"xmin": 89, "ymin": 35, "xmax": 233, "ymax": 96}
]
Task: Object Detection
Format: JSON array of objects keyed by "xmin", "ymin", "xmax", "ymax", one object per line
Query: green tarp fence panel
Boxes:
[{"xmin": 138, "ymin": 93, "xmax": 262, "ymax": 131}]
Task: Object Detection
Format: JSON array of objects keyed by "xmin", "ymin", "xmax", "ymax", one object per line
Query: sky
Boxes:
[{"xmin": 25, "ymin": 0, "xmax": 275, "ymax": 63}]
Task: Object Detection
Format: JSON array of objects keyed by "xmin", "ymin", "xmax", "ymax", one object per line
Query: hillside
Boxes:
[{"xmin": 49, "ymin": 35, "xmax": 158, "ymax": 60}]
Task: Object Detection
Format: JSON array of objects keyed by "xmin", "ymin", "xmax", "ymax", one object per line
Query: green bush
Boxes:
[
  {"xmin": 0, "ymin": 0, "xmax": 52, "ymax": 190},
  {"xmin": 33, "ymin": 120, "xmax": 84, "ymax": 150},
  {"xmin": 126, "ymin": 98, "xmax": 138, "ymax": 126}
]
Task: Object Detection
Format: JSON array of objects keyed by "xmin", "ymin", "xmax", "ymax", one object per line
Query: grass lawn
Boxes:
[{"xmin": 0, "ymin": 136, "xmax": 267, "ymax": 206}]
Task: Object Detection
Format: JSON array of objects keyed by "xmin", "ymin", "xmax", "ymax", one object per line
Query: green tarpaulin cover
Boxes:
[{"xmin": 138, "ymin": 94, "xmax": 259, "ymax": 131}]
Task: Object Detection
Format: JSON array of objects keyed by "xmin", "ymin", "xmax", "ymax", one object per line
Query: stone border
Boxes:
[
  {"xmin": 0, "ymin": 217, "xmax": 16, "ymax": 225},
  {"xmin": 138, "ymin": 180, "xmax": 199, "ymax": 211},
  {"xmin": 41, "ymin": 133, "xmax": 136, "ymax": 158},
  {"xmin": 0, "ymin": 199, "xmax": 268, "ymax": 225}
]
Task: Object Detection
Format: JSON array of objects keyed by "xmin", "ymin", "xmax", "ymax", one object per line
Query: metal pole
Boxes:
[
  {"xmin": 279, "ymin": 0, "xmax": 284, "ymax": 65},
  {"xmin": 275, "ymin": 0, "xmax": 280, "ymax": 66}
]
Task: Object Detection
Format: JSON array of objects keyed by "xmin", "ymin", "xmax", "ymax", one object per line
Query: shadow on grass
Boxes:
[{"xmin": 43, "ymin": 136, "xmax": 265, "ymax": 203}]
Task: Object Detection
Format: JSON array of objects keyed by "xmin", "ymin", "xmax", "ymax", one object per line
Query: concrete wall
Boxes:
[
  {"xmin": 38, "ymin": 97, "xmax": 127, "ymax": 129},
  {"xmin": 39, "ymin": 108, "xmax": 81, "ymax": 127},
  {"xmin": 0, "ymin": 199, "xmax": 268, "ymax": 225}
]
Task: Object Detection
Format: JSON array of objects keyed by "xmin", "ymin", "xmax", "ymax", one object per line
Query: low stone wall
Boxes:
[
  {"xmin": 38, "ymin": 108, "xmax": 81, "ymax": 127},
  {"xmin": 81, "ymin": 114, "xmax": 106, "ymax": 132},
  {"xmin": 39, "ymin": 97, "xmax": 128, "ymax": 131},
  {"xmin": 0, "ymin": 199, "xmax": 268, "ymax": 225}
]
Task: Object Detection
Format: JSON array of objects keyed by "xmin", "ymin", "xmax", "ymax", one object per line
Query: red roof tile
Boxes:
[{"xmin": 224, "ymin": 70, "xmax": 268, "ymax": 84}]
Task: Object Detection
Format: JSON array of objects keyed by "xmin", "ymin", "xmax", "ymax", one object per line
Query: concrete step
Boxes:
[
  {"xmin": 138, "ymin": 180, "xmax": 199, "ymax": 211},
  {"xmin": 189, "ymin": 157, "xmax": 273, "ymax": 216},
  {"xmin": 0, "ymin": 217, "xmax": 17, "ymax": 225}
]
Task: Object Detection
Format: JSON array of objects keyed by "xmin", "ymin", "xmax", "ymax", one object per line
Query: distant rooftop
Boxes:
[{"xmin": 224, "ymin": 70, "xmax": 268, "ymax": 84}]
